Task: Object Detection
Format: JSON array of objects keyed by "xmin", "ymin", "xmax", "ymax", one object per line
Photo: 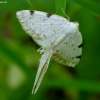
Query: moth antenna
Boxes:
[
  {"xmin": 26, "ymin": 0, "xmax": 33, "ymax": 8},
  {"xmin": 62, "ymin": 8, "xmax": 70, "ymax": 21}
]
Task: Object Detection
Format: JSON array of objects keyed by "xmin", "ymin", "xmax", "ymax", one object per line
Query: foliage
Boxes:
[{"xmin": 0, "ymin": 0, "xmax": 100, "ymax": 100}]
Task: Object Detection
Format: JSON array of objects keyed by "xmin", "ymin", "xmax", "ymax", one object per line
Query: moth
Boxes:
[{"xmin": 16, "ymin": 10, "xmax": 82, "ymax": 94}]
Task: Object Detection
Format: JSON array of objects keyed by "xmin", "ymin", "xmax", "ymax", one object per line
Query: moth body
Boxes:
[{"xmin": 16, "ymin": 10, "xmax": 82, "ymax": 94}]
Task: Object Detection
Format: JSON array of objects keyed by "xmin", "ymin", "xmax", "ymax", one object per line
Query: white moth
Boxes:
[{"xmin": 16, "ymin": 10, "xmax": 82, "ymax": 94}]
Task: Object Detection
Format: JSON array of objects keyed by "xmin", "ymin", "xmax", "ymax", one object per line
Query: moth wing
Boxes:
[
  {"xmin": 52, "ymin": 31, "xmax": 82, "ymax": 67},
  {"xmin": 32, "ymin": 49, "xmax": 53, "ymax": 94},
  {"xmin": 16, "ymin": 10, "xmax": 70, "ymax": 47}
]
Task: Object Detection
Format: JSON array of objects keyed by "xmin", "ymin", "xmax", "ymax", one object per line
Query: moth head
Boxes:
[{"xmin": 69, "ymin": 22, "xmax": 79, "ymax": 34}]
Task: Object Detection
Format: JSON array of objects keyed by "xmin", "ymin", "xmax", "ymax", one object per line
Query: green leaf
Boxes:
[
  {"xmin": 26, "ymin": 0, "xmax": 33, "ymax": 8},
  {"xmin": 68, "ymin": 0, "xmax": 100, "ymax": 15},
  {"xmin": 0, "ymin": 39, "xmax": 34, "ymax": 80},
  {"xmin": 47, "ymin": 79, "xmax": 100, "ymax": 93},
  {"xmin": 55, "ymin": 0, "xmax": 67, "ymax": 17}
]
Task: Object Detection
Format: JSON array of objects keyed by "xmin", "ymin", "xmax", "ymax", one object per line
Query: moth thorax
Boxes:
[{"xmin": 52, "ymin": 33, "xmax": 67, "ymax": 48}]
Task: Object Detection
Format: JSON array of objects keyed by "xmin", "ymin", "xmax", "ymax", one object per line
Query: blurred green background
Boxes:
[{"xmin": 0, "ymin": 0, "xmax": 100, "ymax": 100}]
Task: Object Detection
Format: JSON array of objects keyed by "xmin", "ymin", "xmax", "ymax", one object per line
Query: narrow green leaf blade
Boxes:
[
  {"xmin": 47, "ymin": 79, "xmax": 100, "ymax": 93},
  {"xmin": 68, "ymin": 0, "xmax": 100, "ymax": 15}
]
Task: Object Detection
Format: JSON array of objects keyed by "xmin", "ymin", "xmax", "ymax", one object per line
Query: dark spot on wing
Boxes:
[
  {"xmin": 64, "ymin": 42, "xmax": 67, "ymax": 44},
  {"xmin": 43, "ymin": 35, "xmax": 46, "ymax": 37},
  {"xmin": 47, "ymin": 13, "xmax": 52, "ymax": 17},
  {"xmin": 72, "ymin": 44, "xmax": 74, "ymax": 46},
  {"xmin": 30, "ymin": 10, "xmax": 34, "ymax": 15},
  {"xmin": 76, "ymin": 55, "xmax": 81, "ymax": 59},
  {"xmin": 78, "ymin": 43, "xmax": 82, "ymax": 48}
]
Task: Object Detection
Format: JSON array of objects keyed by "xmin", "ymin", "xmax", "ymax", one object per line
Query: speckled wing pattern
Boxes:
[{"xmin": 16, "ymin": 10, "xmax": 82, "ymax": 94}]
